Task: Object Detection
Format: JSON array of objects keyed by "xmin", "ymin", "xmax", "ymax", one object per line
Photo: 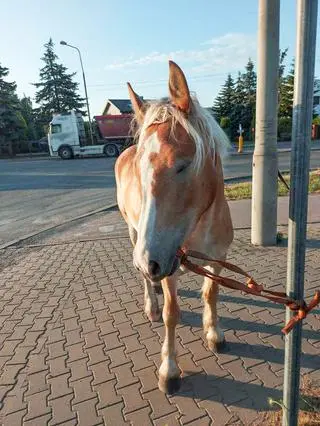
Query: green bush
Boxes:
[{"xmin": 278, "ymin": 116, "xmax": 292, "ymax": 141}]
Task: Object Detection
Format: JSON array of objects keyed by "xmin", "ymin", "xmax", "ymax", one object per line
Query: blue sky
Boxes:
[{"xmin": 1, "ymin": 1, "xmax": 320, "ymax": 117}]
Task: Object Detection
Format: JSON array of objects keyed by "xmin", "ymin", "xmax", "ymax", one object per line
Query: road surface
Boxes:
[{"xmin": 1, "ymin": 150, "xmax": 319, "ymax": 246}]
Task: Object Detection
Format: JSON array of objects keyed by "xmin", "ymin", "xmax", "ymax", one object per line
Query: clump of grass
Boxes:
[
  {"xmin": 257, "ymin": 377, "xmax": 320, "ymax": 425},
  {"xmin": 225, "ymin": 170, "xmax": 320, "ymax": 200}
]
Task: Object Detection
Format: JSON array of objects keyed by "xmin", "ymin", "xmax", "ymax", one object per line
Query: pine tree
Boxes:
[
  {"xmin": 19, "ymin": 96, "xmax": 43, "ymax": 140},
  {"xmin": 34, "ymin": 39, "xmax": 85, "ymax": 122},
  {"xmin": 0, "ymin": 63, "xmax": 25, "ymax": 145},
  {"xmin": 241, "ymin": 58, "xmax": 256, "ymax": 138},
  {"xmin": 229, "ymin": 72, "xmax": 246, "ymax": 138},
  {"xmin": 212, "ymin": 74, "xmax": 234, "ymax": 122},
  {"xmin": 279, "ymin": 60, "xmax": 294, "ymax": 118}
]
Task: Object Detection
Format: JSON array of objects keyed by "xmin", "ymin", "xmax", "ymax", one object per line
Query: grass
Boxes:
[
  {"xmin": 225, "ymin": 170, "xmax": 320, "ymax": 200},
  {"xmin": 257, "ymin": 377, "xmax": 320, "ymax": 425}
]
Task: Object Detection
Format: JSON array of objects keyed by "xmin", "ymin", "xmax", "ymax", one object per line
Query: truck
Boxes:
[{"xmin": 48, "ymin": 110, "xmax": 133, "ymax": 159}]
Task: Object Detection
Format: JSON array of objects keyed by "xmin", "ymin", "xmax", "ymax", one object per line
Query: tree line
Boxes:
[
  {"xmin": 211, "ymin": 49, "xmax": 295, "ymax": 141},
  {"xmin": 0, "ymin": 39, "xmax": 84, "ymax": 152}
]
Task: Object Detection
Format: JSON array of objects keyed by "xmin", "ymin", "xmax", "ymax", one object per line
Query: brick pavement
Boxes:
[{"xmin": 0, "ymin": 216, "xmax": 319, "ymax": 425}]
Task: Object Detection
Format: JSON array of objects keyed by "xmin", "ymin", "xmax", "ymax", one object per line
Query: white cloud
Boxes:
[{"xmin": 105, "ymin": 33, "xmax": 256, "ymax": 73}]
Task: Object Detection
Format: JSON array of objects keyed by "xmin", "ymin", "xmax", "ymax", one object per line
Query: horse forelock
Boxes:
[{"xmin": 132, "ymin": 95, "xmax": 230, "ymax": 173}]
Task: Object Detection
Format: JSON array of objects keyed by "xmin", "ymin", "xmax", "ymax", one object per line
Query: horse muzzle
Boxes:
[{"xmin": 133, "ymin": 252, "xmax": 181, "ymax": 282}]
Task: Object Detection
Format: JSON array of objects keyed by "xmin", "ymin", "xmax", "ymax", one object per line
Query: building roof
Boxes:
[{"xmin": 107, "ymin": 99, "xmax": 133, "ymax": 113}]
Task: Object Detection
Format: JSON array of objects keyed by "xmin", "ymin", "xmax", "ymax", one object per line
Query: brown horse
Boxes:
[{"xmin": 115, "ymin": 61, "xmax": 233, "ymax": 394}]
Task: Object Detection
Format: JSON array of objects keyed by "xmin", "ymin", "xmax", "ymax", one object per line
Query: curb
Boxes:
[
  {"xmin": 224, "ymin": 167, "xmax": 318, "ymax": 183},
  {"xmin": 0, "ymin": 202, "xmax": 118, "ymax": 250},
  {"xmin": 229, "ymin": 146, "xmax": 320, "ymax": 156}
]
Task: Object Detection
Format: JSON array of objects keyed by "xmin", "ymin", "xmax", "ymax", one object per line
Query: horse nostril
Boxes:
[{"xmin": 148, "ymin": 260, "xmax": 161, "ymax": 277}]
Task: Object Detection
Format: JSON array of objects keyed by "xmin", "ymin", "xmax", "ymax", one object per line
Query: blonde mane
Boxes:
[{"xmin": 133, "ymin": 94, "xmax": 230, "ymax": 172}]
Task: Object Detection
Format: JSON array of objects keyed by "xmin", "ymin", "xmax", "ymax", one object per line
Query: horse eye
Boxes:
[{"xmin": 176, "ymin": 162, "xmax": 190, "ymax": 174}]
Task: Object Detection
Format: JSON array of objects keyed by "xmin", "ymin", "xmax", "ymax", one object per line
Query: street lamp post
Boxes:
[{"xmin": 60, "ymin": 40, "xmax": 94, "ymax": 145}]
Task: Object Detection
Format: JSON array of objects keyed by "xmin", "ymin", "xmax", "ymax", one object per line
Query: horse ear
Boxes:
[
  {"xmin": 127, "ymin": 83, "xmax": 145, "ymax": 124},
  {"xmin": 168, "ymin": 60, "xmax": 191, "ymax": 113}
]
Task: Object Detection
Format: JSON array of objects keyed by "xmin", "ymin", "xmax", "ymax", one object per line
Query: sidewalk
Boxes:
[{"xmin": 0, "ymin": 199, "xmax": 319, "ymax": 425}]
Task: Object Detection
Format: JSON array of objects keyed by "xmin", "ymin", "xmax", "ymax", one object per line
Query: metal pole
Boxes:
[
  {"xmin": 73, "ymin": 47, "xmax": 95, "ymax": 145},
  {"xmin": 282, "ymin": 1, "xmax": 318, "ymax": 425},
  {"xmin": 251, "ymin": 0, "xmax": 280, "ymax": 246},
  {"xmin": 61, "ymin": 42, "xmax": 94, "ymax": 145}
]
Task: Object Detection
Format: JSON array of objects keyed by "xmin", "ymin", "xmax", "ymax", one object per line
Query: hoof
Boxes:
[
  {"xmin": 147, "ymin": 309, "xmax": 162, "ymax": 322},
  {"xmin": 209, "ymin": 338, "xmax": 227, "ymax": 353},
  {"xmin": 154, "ymin": 285, "xmax": 163, "ymax": 295},
  {"xmin": 158, "ymin": 375, "xmax": 181, "ymax": 395}
]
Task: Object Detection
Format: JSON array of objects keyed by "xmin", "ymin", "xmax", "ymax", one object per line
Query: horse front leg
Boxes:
[
  {"xmin": 144, "ymin": 278, "xmax": 161, "ymax": 322},
  {"xmin": 127, "ymin": 224, "xmax": 161, "ymax": 321},
  {"xmin": 158, "ymin": 276, "xmax": 181, "ymax": 394},
  {"xmin": 202, "ymin": 265, "xmax": 226, "ymax": 352}
]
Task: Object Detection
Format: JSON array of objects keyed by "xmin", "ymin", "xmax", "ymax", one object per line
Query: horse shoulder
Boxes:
[
  {"xmin": 115, "ymin": 145, "xmax": 137, "ymax": 183},
  {"xmin": 115, "ymin": 145, "xmax": 141, "ymax": 227}
]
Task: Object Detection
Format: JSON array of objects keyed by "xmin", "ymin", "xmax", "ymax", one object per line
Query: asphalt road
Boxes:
[{"xmin": 1, "ymin": 150, "xmax": 319, "ymax": 247}]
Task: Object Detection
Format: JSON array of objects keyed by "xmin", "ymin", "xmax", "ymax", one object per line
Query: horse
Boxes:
[{"xmin": 115, "ymin": 61, "xmax": 233, "ymax": 394}]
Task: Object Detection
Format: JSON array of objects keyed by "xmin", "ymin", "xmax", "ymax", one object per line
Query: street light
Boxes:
[{"xmin": 60, "ymin": 40, "xmax": 94, "ymax": 145}]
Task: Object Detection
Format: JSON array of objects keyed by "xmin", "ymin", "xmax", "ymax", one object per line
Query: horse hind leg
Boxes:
[{"xmin": 202, "ymin": 265, "xmax": 226, "ymax": 352}]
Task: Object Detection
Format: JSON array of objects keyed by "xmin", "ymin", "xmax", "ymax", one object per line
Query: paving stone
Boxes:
[
  {"xmin": 26, "ymin": 370, "xmax": 49, "ymax": 396},
  {"xmin": 99, "ymin": 402, "xmax": 128, "ymax": 425},
  {"xmin": 67, "ymin": 342, "xmax": 87, "ymax": 363},
  {"xmin": 182, "ymin": 415, "xmax": 211, "ymax": 425},
  {"xmin": 87, "ymin": 344, "xmax": 108, "ymax": 366},
  {"xmin": 73, "ymin": 397, "xmax": 103, "ymax": 425},
  {"xmin": 64, "ymin": 329, "xmax": 83, "ymax": 347},
  {"xmin": 47, "ymin": 341, "xmax": 66, "ymax": 360},
  {"xmin": 125, "ymin": 406, "xmax": 153, "ymax": 425},
  {"xmin": 108, "ymin": 346, "xmax": 129, "ymax": 368},
  {"xmin": 223, "ymin": 359, "xmax": 256, "ymax": 383},
  {"xmin": 198, "ymin": 399, "xmax": 233, "ymax": 425},
  {"xmin": 134, "ymin": 365, "xmax": 159, "ymax": 394},
  {"xmin": 90, "ymin": 360, "xmax": 115, "ymax": 386},
  {"xmin": 95, "ymin": 379, "xmax": 122, "ymax": 409},
  {"xmin": 47, "ymin": 355, "xmax": 69, "ymax": 378},
  {"xmin": 144, "ymin": 389, "xmax": 177, "ymax": 419},
  {"xmin": 24, "ymin": 413, "xmax": 53, "ymax": 426},
  {"xmin": 84, "ymin": 330, "xmax": 102, "ymax": 348},
  {"xmin": 170, "ymin": 390, "xmax": 207, "ymax": 424},
  {"xmin": 249, "ymin": 364, "xmax": 283, "ymax": 388},
  {"xmin": 68, "ymin": 358, "xmax": 92, "ymax": 382},
  {"xmin": 24, "ymin": 389, "xmax": 51, "ymax": 421},
  {"xmin": 49, "ymin": 394, "xmax": 76, "ymax": 425},
  {"xmin": 113, "ymin": 362, "xmax": 139, "ymax": 389},
  {"xmin": 118, "ymin": 382, "xmax": 149, "ymax": 414},
  {"xmin": 2, "ymin": 409, "xmax": 28, "ymax": 426},
  {"xmin": 48, "ymin": 373, "xmax": 73, "ymax": 400},
  {"xmin": 153, "ymin": 412, "xmax": 181, "ymax": 426},
  {"xmin": 0, "ymin": 364, "xmax": 24, "ymax": 386},
  {"xmin": 101, "ymin": 331, "xmax": 123, "ymax": 351},
  {"xmin": 129, "ymin": 348, "xmax": 154, "ymax": 372}
]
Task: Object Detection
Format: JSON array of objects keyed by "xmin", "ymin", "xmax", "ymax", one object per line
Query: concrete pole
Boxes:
[
  {"xmin": 282, "ymin": 1, "xmax": 318, "ymax": 425},
  {"xmin": 251, "ymin": 0, "xmax": 280, "ymax": 246}
]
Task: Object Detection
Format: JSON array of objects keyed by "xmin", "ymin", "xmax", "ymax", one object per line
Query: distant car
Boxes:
[{"xmin": 28, "ymin": 137, "xmax": 49, "ymax": 153}]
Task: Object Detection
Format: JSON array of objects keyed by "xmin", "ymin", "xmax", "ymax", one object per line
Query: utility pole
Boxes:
[
  {"xmin": 251, "ymin": 0, "xmax": 280, "ymax": 246},
  {"xmin": 60, "ymin": 41, "xmax": 95, "ymax": 145},
  {"xmin": 282, "ymin": 1, "xmax": 318, "ymax": 425}
]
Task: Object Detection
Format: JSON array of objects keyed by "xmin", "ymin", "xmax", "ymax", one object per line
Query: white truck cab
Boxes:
[{"xmin": 48, "ymin": 111, "xmax": 90, "ymax": 159}]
